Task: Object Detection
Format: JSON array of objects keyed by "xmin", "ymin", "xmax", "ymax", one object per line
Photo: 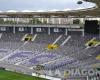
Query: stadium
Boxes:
[{"xmin": 0, "ymin": 0, "xmax": 100, "ymax": 80}]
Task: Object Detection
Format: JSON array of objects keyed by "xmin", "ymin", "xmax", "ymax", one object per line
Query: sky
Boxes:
[{"xmin": 0, "ymin": 0, "xmax": 96, "ymax": 12}]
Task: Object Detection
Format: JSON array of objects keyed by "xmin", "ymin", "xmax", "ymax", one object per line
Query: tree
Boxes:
[
  {"xmin": 73, "ymin": 19, "xmax": 80, "ymax": 24},
  {"xmin": 0, "ymin": 18, "xmax": 4, "ymax": 24}
]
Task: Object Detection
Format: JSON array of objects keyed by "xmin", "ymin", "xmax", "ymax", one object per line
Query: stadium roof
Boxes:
[{"xmin": 0, "ymin": 0, "xmax": 99, "ymax": 17}]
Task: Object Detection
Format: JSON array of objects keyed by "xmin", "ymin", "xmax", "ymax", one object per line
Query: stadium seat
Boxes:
[
  {"xmin": 24, "ymin": 34, "xmax": 33, "ymax": 41},
  {"xmin": 47, "ymin": 44, "xmax": 59, "ymax": 50},
  {"xmin": 96, "ymin": 55, "xmax": 100, "ymax": 60}
]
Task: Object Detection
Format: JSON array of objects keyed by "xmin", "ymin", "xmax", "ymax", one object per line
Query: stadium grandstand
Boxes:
[{"xmin": 0, "ymin": 0, "xmax": 100, "ymax": 80}]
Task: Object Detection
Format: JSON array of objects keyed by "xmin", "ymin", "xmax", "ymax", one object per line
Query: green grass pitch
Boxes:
[{"xmin": 0, "ymin": 70, "xmax": 47, "ymax": 80}]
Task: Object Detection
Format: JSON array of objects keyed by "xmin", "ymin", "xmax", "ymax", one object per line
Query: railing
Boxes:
[{"xmin": 0, "ymin": 24, "xmax": 82, "ymax": 28}]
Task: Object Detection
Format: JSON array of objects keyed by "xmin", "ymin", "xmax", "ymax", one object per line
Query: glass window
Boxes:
[
  {"xmin": 36, "ymin": 28, "xmax": 41, "ymax": 32},
  {"xmin": 18, "ymin": 27, "xmax": 24, "ymax": 31},
  {"xmin": 0, "ymin": 27, "xmax": 6, "ymax": 31},
  {"xmin": 54, "ymin": 28, "xmax": 59, "ymax": 32}
]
